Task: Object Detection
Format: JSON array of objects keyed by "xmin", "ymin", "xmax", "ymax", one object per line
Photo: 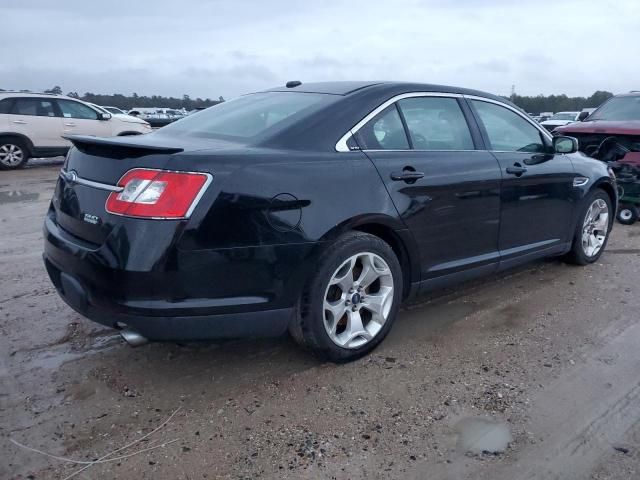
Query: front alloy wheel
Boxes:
[
  {"xmin": 323, "ymin": 252, "xmax": 394, "ymax": 349},
  {"xmin": 581, "ymin": 198, "xmax": 609, "ymax": 257}
]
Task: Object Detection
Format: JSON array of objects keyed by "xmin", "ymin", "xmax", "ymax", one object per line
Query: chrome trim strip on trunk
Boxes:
[{"xmin": 59, "ymin": 170, "xmax": 124, "ymax": 192}]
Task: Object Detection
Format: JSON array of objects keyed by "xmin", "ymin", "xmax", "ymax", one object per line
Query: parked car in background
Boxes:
[
  {"xmin": 540, "ymin": 111, "xmax": 581, "ymax": 132},
  {"xmin": 101, "ymin": 106, "xmax": 127, "ymax": 115},
  {"xmin": 44, "ymin": 81, "xmax": 616, "ymax": 362},
  {"xmin": 0, "ymin": 92, "xmax": 152, "ymax": 169},
  {"xmin": 127, "ymin": 108, "xmax": 175, "ymax": 128},
  {"xmin": 557, "ymin": 92, "xmax": 640, "ymax": 226},
  {"xmin": 556, "ymin": 92, "xmax": 640, "ymax": 162},
  {"xmin": 90, "ymin": 103, "xmax": 152, "ymax": 129}
]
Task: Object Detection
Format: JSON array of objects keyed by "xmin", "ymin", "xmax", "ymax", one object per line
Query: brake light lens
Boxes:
[{"xmin": 106, "ymin": 169, "xmax": 210, "ymax": 219}]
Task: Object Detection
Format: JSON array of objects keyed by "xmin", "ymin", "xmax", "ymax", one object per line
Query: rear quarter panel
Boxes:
[{"xmin": 177, "ymin": 149, "xmax": 405, "ymax": 249}]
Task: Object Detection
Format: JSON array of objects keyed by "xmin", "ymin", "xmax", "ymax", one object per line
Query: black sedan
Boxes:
[{"xmin": 43, "ymin": 81, "xmax": 617, "ymax": 362}]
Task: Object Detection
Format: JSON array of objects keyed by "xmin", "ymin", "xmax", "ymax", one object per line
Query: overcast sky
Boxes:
[{"xmin": 1, "ymin": 0, "xmax": 638, "ymax": 99}]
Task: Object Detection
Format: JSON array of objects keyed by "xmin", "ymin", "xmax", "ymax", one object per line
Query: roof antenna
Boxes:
[{"xmin": 286, "ymin": 80, "xmax": 302, "ymax": 88}]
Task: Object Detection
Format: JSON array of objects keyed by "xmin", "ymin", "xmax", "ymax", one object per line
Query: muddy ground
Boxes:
[{"xmin": 1, "ymin": 160, "xmax": 639, "ymax": 480}]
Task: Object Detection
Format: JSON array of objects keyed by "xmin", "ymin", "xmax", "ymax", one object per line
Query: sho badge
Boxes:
[{"xmin": 83, "ymin": 213, "xmax": 100, "ymax": 225}]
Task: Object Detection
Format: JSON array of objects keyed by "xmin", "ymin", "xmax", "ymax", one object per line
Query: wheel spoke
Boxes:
[
  {"xmin": 330, "ymin": 257, "xmax": 355, "ymax": 292},
  {"xmin": 594, "ymin": 212, "xmax": 609, "ymax": 231},
  {"xmin": 345, "ymin": 310, "xmax": 371, "ymax": 345},
  {"xmin": 361, "ymin": 286, "xmax": 393, "ymax": 323},
  {"xmin": 324, "ymin": 300, "xmax": 346, "ymax": 333},
  {"xmin": 356, "ymin": 254, "xmax": 383, "ymax": 289}
]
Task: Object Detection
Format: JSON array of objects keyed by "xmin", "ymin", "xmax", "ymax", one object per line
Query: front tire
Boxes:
[
  {"xmin": 617, "ymin": 204, "xmax": 638, "ymax": 225},
  {"xmin": 290, "ymin": 232, "xmax": 403, "ymax": 363},
  {"xmin": 0, "ymin": 138, "xmax": 30, "ymax": 170},
  {"xmin": 565, "ymin": 189, "xmax": 613, "ymax": 265}
]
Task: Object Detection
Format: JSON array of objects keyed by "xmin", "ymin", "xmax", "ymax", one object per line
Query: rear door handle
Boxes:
[
  {"xmin": 390, "ymin": 171, "xmax": 425, "ymax": 182},
  {"xmin": 506, "ymin": 164, "xmax": 527, "ymax": 176},
  {"xmin": 12, "ymin": 120, "xmax": 27, "ymax": 125},
  {"xmin": 64, "ymin": 123, "xmax": 76, "ymax": 127}
]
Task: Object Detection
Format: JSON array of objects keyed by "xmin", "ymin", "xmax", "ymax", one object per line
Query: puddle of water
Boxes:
[
  {"xmin": 20, "ymin": 334, "xmax": 121, "ymax": 371},
  {"xmin": 0, "ymin": 191, "xmax": 40, "ymax": 204},
  {"xmin": 455, "ymin": 416, "xmax": 513, "ymax": 454}
]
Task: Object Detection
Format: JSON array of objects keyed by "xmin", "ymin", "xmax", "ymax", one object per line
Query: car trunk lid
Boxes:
[{"xmin": 52, "ymin": 134, "xmax": 235, "ymax": 245}]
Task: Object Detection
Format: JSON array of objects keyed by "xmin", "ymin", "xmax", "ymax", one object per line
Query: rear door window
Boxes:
[
  {"xmin": 397, "ymin": 97, "xmax": 474, "ymax": 150},
  {"xmin": 12, "ymin": 98, "xmax": 58, "ymax": 117},
  {"xmin": 56, "ymin": 100, "xmax": 99, "ymax": 120},
  {"xmin": 0, "ymin": 98, "xmax": 14, "ymax": 114},
  {"xmin": 471, "ymin": 100, "xmax": 545, "ymax": 153},
  {"xmin": 355, "ymin": 105, "xmax": 410, "ymax": 150}
]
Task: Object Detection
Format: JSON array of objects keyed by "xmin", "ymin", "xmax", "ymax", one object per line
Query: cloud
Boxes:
[{"xmin": 1, "ymin": 0, "xmax": 638, "ymax": 98}]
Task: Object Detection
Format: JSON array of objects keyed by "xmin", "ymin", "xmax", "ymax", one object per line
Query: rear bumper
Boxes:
[
  {"xmin": 45, "ymin": 260, "xmax": 293, "ymax": 339},
  {"xmin": 43, "ymin": 212, "xmax": 316, "ymax": 340}
]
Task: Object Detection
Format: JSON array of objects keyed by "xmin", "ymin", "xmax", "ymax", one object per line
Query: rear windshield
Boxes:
[
  {"xmin": 160, "ymin": 92, "xmax": 334, "ymax": 140},
  {"xmin": 589, "ymin": 96, "xmax": 640, "ymax": 121}
]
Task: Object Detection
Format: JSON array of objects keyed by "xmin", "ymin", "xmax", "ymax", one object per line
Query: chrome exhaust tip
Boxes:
[{"xmin": 120, "ymin": 329, "xmax": 148, "ymax": 347}]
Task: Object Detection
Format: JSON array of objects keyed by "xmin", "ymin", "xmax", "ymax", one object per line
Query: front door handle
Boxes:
[
  {"xmin": 390, "ymin": 171, "xmax": 425, "ymax": 182},
  {"xmin": 12, "ymin": 120, "xmax": 27, "ymax": 125},
  {"xmin": 506, "ymin": 164, "xmax": 527, "ymax": 176},
  {"xmin": 64, "ymin": 123, "xmax": 76, "ymax": 127}
]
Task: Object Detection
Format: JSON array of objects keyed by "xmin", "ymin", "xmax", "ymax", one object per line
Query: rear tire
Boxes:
[
  {"xmin": 290, "ymin": 232, "xmax": 403, "ymax": 363},
  {"xmin": 617, "ymin": 204, "xmax": 638, "ymax": 225},
  {"xmin": 565, "ymin": 189, "xmax": 613, "ymax": 265},
  {"xmin": 0, "ymin": 137, "xmax": 30, "ymax": 170}
]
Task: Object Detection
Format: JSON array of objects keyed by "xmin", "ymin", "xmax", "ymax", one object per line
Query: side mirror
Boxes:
[
  {"xmin": 553, "ymin": 136, "xmax": 579, "ymax": 154},
  {"xmin": 578, "ymin": 111, "xmax": 589, "ymax": 122},
  {"xmin": 98, "ymin": 112, "xmax": 112, "ymax": 121}
]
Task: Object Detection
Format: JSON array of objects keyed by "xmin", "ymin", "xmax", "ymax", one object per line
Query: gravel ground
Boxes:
[{"xmin": 1, "ymin": 160, "xmax": 639, "ymax": 479}]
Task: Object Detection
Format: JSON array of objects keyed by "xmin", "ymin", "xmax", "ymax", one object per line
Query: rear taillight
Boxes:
[{"xmin": 106, "ymin": 169, "xmax": 211, "ymax": 219}]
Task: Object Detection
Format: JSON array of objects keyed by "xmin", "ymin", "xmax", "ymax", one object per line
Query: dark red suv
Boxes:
[
  {"xmin": 556, "ymin": 92, "xmax": 640, "ymax": 163},
  {"xmin": 557, "ymin": 92, "xmax": 640, "ymax": 224}
]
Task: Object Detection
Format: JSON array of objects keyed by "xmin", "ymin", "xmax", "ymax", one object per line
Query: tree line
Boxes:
[
  {"xmin": 0, "ymin": 85, "xmax": 615, "ymax": 114},
  {"xmin": 508, "ymin": 90, "xmax": 613, "ymax": 114},
  {"xmin": 0, "ymin": 85, "xmax": 224, "ymax": 111}
]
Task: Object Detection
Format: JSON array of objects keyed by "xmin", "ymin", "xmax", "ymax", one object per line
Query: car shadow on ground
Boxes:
[{"xmin": 60, "ymin": 257, "xmax": 563, "ymax": 402}]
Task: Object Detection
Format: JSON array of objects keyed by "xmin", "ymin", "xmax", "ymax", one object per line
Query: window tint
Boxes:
[
  {"xmin": 0, "ymin": 98, "xmax": 13, "ymax": 114},
  {"xmin": 160, "ymin": 92, "xmax": 334, "ymax": 139},
  {"xmin": 397, "ymin": 97, "xmax": 473, "ymax": 150},
  {"xmin": 356, "ymin": 105, "xmax": 409, "ymax": 150},
  {"xmin": 12, "ymin": 98, "xmax": 57, "ymax": 117},
  {"xmin": 472, "ymin": 100, "xmax": 545, "ymax": 153},
  {"xmin": 57, "ymin": 100, "xmax": 99, "ymax": 120}
]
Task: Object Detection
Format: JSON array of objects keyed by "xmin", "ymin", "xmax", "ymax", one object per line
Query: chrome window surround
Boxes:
[{"xmin": 335, "ymin": 92, "xmax": 553, "ymax": 153}]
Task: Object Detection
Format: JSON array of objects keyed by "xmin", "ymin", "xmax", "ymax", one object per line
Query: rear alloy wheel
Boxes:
[
  {"xmin": 0, "ymin": 140, "xmax": 30, "ymax": 170},
  {"xmin": 323, "ymin": 252, "xmax": 394, "ymax": 349},
  {"xmin": 565, "ymin": 189, "xmax": 612, "ymax": 265},
  {"xmin": 290, "ymin": 232, "xmax": 403, "ymax": 362},
  {"xmin": 616, "ymin": 204, "xmax": 638, "ymax": 225}
]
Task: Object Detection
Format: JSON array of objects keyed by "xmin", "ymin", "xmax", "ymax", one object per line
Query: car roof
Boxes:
[
  {"xmin": 0, "ymin": 91, "xmax": 79, "ymax": 101},
  {"xmin": 263, "ymin": 81, "xmax": 512, "ymax": 105}
]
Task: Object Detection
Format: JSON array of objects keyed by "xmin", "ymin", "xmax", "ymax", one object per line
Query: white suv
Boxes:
[{"xmin": 0, "ymin": 92, "xmax": 152, "ymax": 170}]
